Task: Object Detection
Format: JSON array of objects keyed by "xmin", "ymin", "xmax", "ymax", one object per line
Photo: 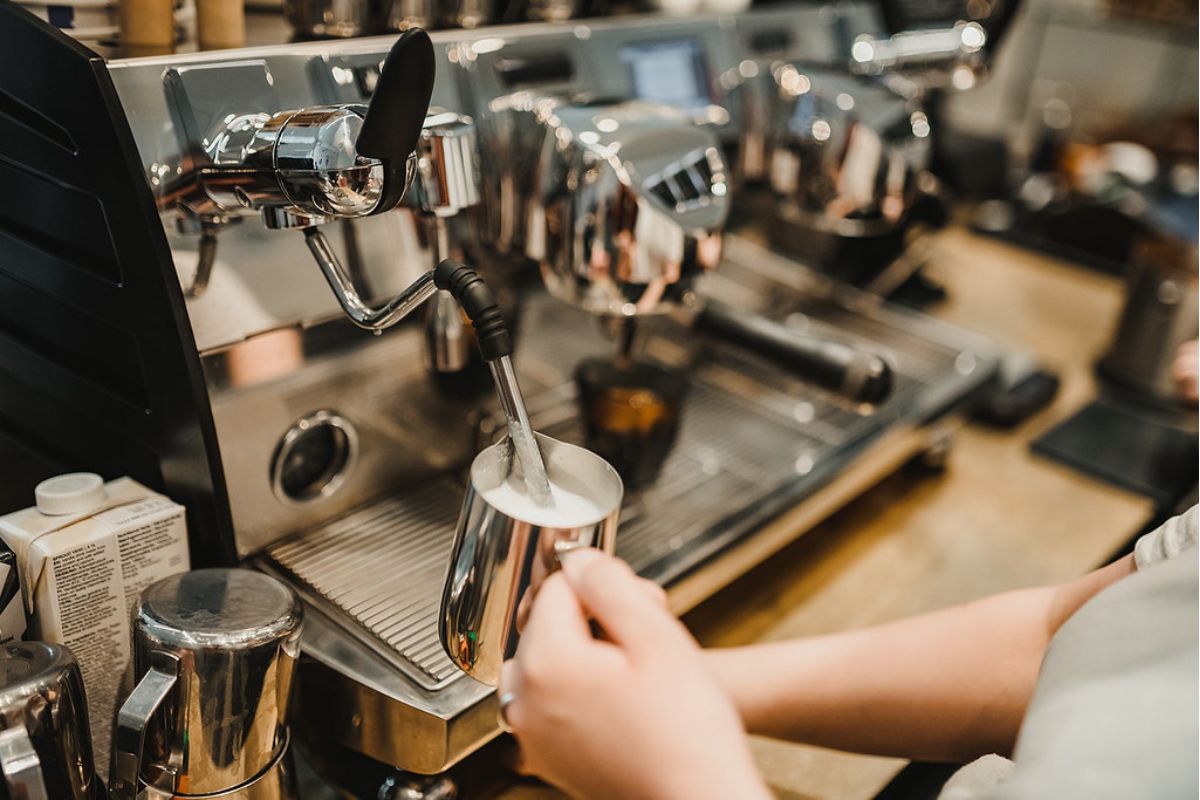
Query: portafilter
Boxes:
[
  {"xmin": 163, "ymin": 29, "xmax": 542, "ymax": 439},
  {"xmin": 0, "ymin": 641, "xmax": 102, "ymax": 800},
  {"xmin": 108, "ymin": 569, "xmax": 303, "ymax": 800},
  {"xmin": 164, "ymin": 29, "xmax": 441, "ymax": 330}
]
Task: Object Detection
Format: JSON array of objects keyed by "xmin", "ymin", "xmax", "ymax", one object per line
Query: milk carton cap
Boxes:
[{"xmin": 34, "ymin": 473, "xmax": 108, "ymax": 516}]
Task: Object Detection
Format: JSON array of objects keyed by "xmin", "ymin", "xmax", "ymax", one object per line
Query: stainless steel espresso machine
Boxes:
[
  {"xmin": 0, "ymin": 4, "xmax": 1005, "ymax": 794},
  {"xmin": 731, "ymin": 1, "xmax": 1020, "ymax": 292}
]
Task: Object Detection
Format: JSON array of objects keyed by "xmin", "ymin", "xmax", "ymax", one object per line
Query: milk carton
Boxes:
[{"xmin": 0, "ymin": 473, "xmax": 190, "ymax": 780}]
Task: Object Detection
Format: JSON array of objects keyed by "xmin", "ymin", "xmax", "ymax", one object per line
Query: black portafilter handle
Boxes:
[
  {"xmin": 434, "ymin": 259, "xmax": 512, "ymax": 361},
  {"xmin": 696, "ymin": 301, "xmax": 894, "ymax": 404}
]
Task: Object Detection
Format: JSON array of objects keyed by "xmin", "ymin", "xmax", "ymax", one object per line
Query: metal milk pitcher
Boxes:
[
  {"xmin": 440, "ymin": 433, "xmax": 623, "ymax": 686},
  {"xmin": 0, "ymin": 641, "xmax": 102, "ymax": 800},
  {"xmin": 109, "ymin": 569, "xmax": 303, "ymax": 800}
]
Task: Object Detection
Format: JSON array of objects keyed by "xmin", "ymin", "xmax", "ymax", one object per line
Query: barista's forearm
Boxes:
[
  {"xmin": 704, "ymin": 556, "xmax": 1134, "ymax": 763},
  {"xmin": 705, "ymin": 594, "xmax": 1045, "ymax": 762}
]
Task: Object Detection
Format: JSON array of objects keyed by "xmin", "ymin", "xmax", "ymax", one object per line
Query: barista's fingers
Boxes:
[
  {"xmin": 638, "ymin": 577, "xmax": 668, "ymax": 609},
  {"xmin": 560, "ymin": 550, "xmax": 691, "ymax": 655},
  {"xmin": 520, "ymin": 572, "xmax": 594, "ymax": 651},
  {"xmin": 499, "ymin": 657, "xmax": 522, "ymax": 694},
  {"xmin": 515, "ymin": 589, "xmax": 533, "ymax": 633},
  {"xmin": 498, "ymin": 659, "xmax": 524, "ymax": 729}
]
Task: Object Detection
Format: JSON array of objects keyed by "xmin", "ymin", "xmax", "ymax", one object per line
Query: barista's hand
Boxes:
[
  {"xmin": 501, "ymin": 550, "xmax": 770, "ymax": 800},
  {"xmin": 515, "ymin": 558, "xmax": 666, "ymax": 632},
  {"xmin": 1173, "ymin": 339, "xmax": 1198, "ymax": 405}
]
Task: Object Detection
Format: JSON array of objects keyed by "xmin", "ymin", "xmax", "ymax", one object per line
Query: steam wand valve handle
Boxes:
[{"xmin": 357, "ymin": 28, "xmax": 437, "ymax": 215}]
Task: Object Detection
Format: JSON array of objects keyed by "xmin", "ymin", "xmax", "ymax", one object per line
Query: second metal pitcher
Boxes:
[
  {"xmin": 440, "ymin": 433, "xmax": 623, "ymax": 686},
  {"xmin": 0, "ymin": 641, "xmax": 102, "ymax": 800},
  {"xmin": 109, "ymin": 569, "xmax": 303, "ymax": 800}
]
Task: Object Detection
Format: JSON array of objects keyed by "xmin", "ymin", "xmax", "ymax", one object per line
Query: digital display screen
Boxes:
[{"xmin": 619, "ymin": 39, "xmax": 711, "ymax": 111}]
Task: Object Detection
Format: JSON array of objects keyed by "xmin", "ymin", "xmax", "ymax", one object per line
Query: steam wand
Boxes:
[
  {"xmin": 302, "ymin": 226, "xmax": 553, "ymax": 502},
  {"xmin": 304, "ymin": 227, "xmax": 438, "ymax": 330}
]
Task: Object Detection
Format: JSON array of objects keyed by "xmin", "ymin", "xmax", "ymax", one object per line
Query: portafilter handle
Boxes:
[
  {"xmin": 694, "ymin": 301, "xmax": 894, "ymax": 404},
  {"xmin": 356, "ymin": 28, "xmax": 436, "ymax": 214}
]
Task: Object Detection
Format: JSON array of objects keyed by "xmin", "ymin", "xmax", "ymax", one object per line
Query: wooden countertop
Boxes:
[{"xmin": 496, "ymin": 226, "xmax": 1155, "ymax": 800}]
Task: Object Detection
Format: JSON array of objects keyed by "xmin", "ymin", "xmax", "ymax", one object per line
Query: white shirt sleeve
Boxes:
[{"xmin": 1134, "ymin": 505, "xmax": 1198, "ymax": 570}]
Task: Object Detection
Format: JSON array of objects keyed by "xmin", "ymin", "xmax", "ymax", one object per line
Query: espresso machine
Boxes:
[
  {"xmin": 0, "ymin": 5, "xmax": 1006, "ymax": 794},
  {"xmin": 730, "ymin": 1, "xmax": 1020, "ymax": 293}
]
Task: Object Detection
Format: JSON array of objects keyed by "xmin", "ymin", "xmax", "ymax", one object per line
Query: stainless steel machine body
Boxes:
[
  {"xmin": 728, "ymin": 3, "xmax": 1013, "ymax": 289},
  {"xmin": 729, "ymin": 58, "xmax": 944, "ymax": 288},
  {"xmin": 487, "ymin": 94, "xmax": 729, "ymax": 315},
  {"xmin": 103, "ymin": 6, "xmax": 1003, "ymax": 780}
]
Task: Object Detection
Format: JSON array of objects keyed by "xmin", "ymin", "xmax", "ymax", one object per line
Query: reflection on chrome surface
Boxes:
[
  {"xmin": 734, "ymin": 62, "xmax": 931, "ymax": 237},
  {"xmin": 484, "ymin": 95, "xmax": 729, "ymax": 315}
]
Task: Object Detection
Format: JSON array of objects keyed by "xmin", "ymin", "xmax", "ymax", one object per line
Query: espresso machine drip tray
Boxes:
[
  {"xmin": 266, "ymin": 482, "xmax": 465, "ymax": 691},
  {"xmin": 263, "ymin": 236, "xmax": 1003, "ymax": 775}
]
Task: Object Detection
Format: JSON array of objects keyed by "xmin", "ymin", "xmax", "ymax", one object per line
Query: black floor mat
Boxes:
[{"xmin": 1032, "ymin": 399, "xmax": 1198, "ymax": 508}]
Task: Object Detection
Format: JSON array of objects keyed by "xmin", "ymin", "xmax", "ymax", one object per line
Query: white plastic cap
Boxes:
[{"xmin": 35, "ymin": 473, "xmax": 108, "ymax": 516}]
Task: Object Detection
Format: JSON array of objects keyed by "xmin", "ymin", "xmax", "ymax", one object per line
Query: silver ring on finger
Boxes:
[{"xmin": 497, "ymin": 691, "xmax": 517, "ymax": 733}]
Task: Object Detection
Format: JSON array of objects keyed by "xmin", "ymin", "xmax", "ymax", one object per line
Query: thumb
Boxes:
[
  {"xmin": 559, "ymin": 549, "xmax": 693, "ymax": 657},
  {"xmin": 519, "ymin": 571, "xmax": 594, "ymax": 649}
]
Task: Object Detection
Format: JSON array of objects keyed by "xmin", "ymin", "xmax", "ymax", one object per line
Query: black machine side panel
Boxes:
[{"xmin": 0, "ymin": 4, "xmax": 235, "ymax": 564}]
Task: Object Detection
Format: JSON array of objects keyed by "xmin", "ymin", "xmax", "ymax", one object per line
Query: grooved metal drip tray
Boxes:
[
  {"xmin": 263, "ymin": 236, "xmax": 1004, "ymax": 771},
  {"xmin": 267, "ymin": 482, "xmax": 465, "ymax": 692}
]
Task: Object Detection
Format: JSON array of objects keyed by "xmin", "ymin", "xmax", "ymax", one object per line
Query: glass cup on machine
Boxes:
[{"xmin": 574, "ymin": 357, "xmax": 688, "ymax": 491}]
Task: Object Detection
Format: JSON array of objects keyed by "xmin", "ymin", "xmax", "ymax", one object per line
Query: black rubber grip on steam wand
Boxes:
[
  {"xmin": 434, "ymin": 259, "xmax": 512, "ymax": 361},
  {"xmin": 696, "ymin": 301, "xmax": 894, "ymax": 404}
]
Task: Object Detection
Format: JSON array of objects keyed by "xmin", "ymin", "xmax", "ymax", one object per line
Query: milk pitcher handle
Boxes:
[
  {"xmin": 0, "ymin": 724, "xmax": 49, "ymax": 800},
  {"xmin": 109, "ymin": 651, "xmax": 180, "ymax": 800}
]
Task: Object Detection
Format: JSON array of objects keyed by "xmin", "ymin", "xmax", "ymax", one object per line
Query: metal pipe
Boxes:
[
  {"xmin": 488, "ymin": 354, "xmax": 552, "ymax": 504},
  {"xmin": 186, "ymin": 223, "xmax": 220, "ymax": 298},
  {"xmin": 304, "ymin": 227, "xmax": 438, "ymax": 331}
]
